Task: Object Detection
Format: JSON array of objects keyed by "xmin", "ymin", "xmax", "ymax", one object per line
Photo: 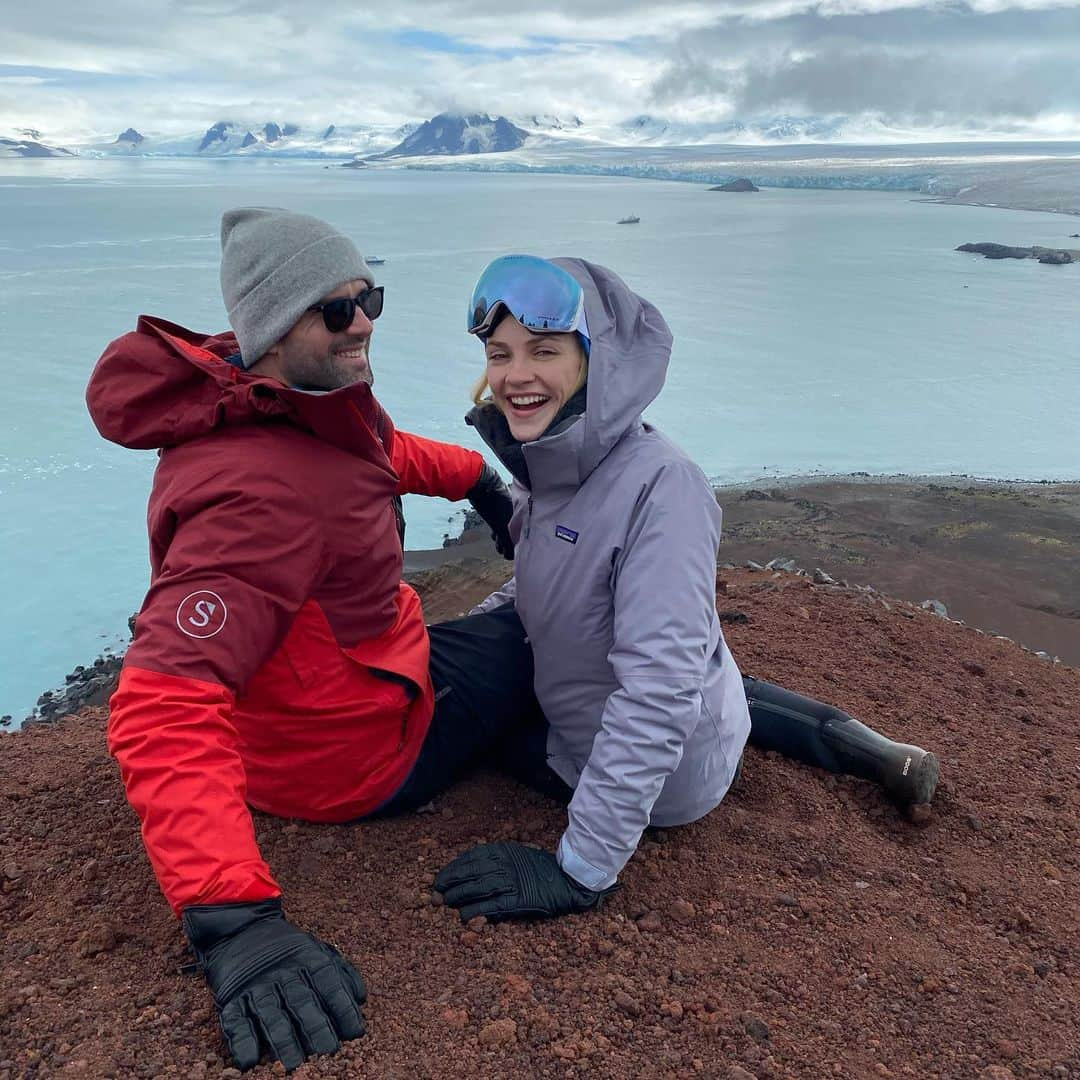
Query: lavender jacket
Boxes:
[{"xmin": 468, "ymin": 258, "xmax": 750, "ymax": 891}]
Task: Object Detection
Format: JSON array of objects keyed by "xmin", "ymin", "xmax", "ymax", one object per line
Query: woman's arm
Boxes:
[{"xmin": 558, "ymin": 459, "xmax": 723, "ymax": 890}]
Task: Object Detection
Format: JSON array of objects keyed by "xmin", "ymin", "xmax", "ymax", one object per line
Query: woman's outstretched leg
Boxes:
[{"xmin": 743, "ymin": 675, "xmax": 939, "ymax": 807}]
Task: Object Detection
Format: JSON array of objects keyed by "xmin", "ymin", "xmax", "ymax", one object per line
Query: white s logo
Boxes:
[{"xmin": 176, "ymin": 591, "xmax": 228, "ymax": 639}]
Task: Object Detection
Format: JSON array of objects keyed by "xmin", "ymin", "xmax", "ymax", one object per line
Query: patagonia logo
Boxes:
[{"xmin": 555, "ymin": 525, "xmax": 579, "ymax": 545}]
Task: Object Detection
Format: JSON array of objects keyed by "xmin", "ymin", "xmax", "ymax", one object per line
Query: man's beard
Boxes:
[{"xmin": 287, "ymin": 342, "xmax": 373, "ymax": 391}]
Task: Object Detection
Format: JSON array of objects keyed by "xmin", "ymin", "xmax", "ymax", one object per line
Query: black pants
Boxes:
[
  {"xmin": 374, "ymin": 607, "xmax": 572, "ymax": 815},
  {"xmin": 376, "ymin": 608, "xmax": 901, "ymax": 816}
]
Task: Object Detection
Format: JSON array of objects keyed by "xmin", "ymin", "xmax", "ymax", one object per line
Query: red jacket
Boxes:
[{"xmin": 86, "ymin": 317, "xmax": 485, "ymax": 915}]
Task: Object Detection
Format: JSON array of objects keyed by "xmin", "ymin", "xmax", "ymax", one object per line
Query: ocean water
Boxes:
[{"xmin": 1, "ymin": 158, "xmax": 1078, "ymax": 721}]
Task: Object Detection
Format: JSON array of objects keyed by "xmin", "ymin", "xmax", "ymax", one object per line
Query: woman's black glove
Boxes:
[
  {"xmin": 182, "ymin": 899, "xmax": 366, "ymax": 1073},
  {"xmin": 466, "ymin": 464, "xmax": 515, "ymax": 559},
  {"xmin": 434, "ymin": 841, "xmax": 614, "ymax": 922}
]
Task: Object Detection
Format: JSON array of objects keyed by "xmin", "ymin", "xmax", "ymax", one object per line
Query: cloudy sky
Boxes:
[{"xmin": 3, "ymin": 0, "xmax": 1079, "ymax": 142}]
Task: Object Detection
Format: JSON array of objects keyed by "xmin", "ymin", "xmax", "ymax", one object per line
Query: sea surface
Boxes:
[{"xmin": 1, "ymin": 157, "xmax": 1078, "ymax": 721}]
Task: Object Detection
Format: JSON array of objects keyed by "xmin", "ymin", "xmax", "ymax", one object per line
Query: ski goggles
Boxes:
[
  {"xmin": 307, "ymin": 286, "xmax": 384, "ymax": 333},
  {"xmin": 467, "ymin": 255, "xmax": 589, "ymax": 351}
]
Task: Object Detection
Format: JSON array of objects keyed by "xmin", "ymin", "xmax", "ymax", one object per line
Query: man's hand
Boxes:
[
  {"xmin": 434, "ymin": 841, "xmax": 613, "ymax": 922},
  {"xmin": 182, "ymin": 899, "xmax": 366, "ymax": 1073},
  {"xmin": 466, "ymin": 464, "xmax": 514, "ymax": 559}
]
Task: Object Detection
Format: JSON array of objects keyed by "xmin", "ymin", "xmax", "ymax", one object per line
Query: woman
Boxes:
[{"xmin": 433, "ymin": 255, "xmax": 939, "ymax": 924}]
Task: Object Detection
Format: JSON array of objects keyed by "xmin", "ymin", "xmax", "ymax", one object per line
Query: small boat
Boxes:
[
  {"xmin": 616, "ymin": 215, "xmax": 640, "ymax": 225},
  {"xmin": 365, "ymin": 256, "xmax": 386, "ymax": 265}
]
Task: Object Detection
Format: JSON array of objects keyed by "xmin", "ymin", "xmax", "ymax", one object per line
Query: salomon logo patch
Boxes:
[{"xmin": 555, "ymin": 525, "xmax": 579, "ymax": 545}]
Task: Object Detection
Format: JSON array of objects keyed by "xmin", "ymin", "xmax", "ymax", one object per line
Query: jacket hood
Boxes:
[
  {"xmin": 467, "ymin": 258, "xmax": 672, "ymax": 491},
  {"xmin": 86, "ymin": 316, "xmax": 392, "ymax": 459}
]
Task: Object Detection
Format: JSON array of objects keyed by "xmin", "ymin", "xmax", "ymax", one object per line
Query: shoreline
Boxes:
[
  {"xmin": 7, "ymin": 155, "xmax": 1078, "ymax": 218},
  {"xmin": 917, "ymin": 196, "xmax": 1080, "ymax": 217},
  {"xmin": 14, "ymin": 472, "xmax": 1079, "ymax": 730}
]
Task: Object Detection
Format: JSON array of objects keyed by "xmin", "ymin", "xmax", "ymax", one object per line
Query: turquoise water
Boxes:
[{"xmin": 1, "ymin": 158, "xmax": 1078, "ymax": 720}]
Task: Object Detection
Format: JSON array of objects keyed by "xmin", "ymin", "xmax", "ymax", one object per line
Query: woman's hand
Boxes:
[{"xmin": 434, "ymin": 841, "xmax": 615, "ymax": 922}]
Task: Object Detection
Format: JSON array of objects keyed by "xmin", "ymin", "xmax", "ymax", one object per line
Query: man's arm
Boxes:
[
  {"xmin": 392, "ymin": 430, "xmax": 514, "ymax": 558},
  {"xmin": 113, "ymin": 470, "xmax": 368, "ymax": 1070},
  {"xmin": 391, "ymin": 428, "xmax": 484, "ymax": 500},
  {"xmin": 111, "ymin": 472, "xmax": 328, "ymax": 912}
]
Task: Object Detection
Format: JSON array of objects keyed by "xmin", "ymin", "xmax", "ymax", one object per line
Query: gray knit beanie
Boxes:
[{"xmin": 220, "ymin": 207, "xmax": 374, "ymax": 367}]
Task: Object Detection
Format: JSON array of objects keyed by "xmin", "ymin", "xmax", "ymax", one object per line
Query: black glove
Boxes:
[
  {"xmin": 434, "ymin": 841, "xmax": 615, "ymax": 923},
  {"xmin": 182, "ymin": 899, "xmax": 366, "ymax": 1072},
  {"xmin": 466, "ymin": 463, "xmax": 514, "ymax": 559}
]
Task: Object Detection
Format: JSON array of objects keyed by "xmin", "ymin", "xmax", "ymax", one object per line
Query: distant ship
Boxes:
[
  {"xmin": 616, "ymin": 215, "xmax": 640, "ymax": 225},
  {"xmin": 365, "ymin": 256, "xmax": 386, "ymax": 265}
]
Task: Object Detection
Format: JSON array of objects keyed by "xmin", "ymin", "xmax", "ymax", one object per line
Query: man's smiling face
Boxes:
[{"xmin": 263, "ymin": 279, "xmax": 375, "ymax": 391}]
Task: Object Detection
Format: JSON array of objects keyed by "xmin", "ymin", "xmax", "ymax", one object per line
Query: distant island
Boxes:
[
  {"xmin": 709, "ymin": 178, "xmax": 759, "ymax": 192},
  {"xmin": 957, "ymin": 242, "xmax": 1078, "ymax": 265}
]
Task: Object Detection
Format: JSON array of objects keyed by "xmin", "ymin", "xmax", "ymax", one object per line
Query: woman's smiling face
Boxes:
[{"xmin": 484, "ymin": 316, "xmax": 586, "ymax": 443}]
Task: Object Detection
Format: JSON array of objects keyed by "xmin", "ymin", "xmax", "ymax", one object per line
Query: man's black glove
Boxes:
[
  {"xmin": 466, "ymin": 463, "xmax": 514, "ymax": 559},
  {"xmin": 434, "ymin": 841, "xmax": 615, "ymax": 922},
  {"xmin": 182, "ymin": 899, "xmax": 366, "ymax": 1073}
]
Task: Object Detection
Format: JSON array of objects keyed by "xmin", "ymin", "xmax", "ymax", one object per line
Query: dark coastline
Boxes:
[{"xmin": 11, "ymin": 473, "xmax": 1079, "ymax": 730}]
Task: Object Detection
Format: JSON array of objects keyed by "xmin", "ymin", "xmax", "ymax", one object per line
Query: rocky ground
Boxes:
[{"xmin": 2, "ymin": 551, "xmax": 1078, "ymax": 1079}]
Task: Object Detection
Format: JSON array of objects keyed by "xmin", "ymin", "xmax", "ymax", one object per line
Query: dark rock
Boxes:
[
  {"xmin": 442, "ymin": 509, "xmax": 484, "ymax": 547},
  {"xmin": 115, "ymin": 128, "xmax": 144, "ymax": 145},
  {"xmin": 240, "ymin": 132, "xmax": 257, "ymax": 148},
  {"xmin": 743, "ymin": 1015, "xmax": 771, "ymax": 1041},
  {"xmin": 263, "ymin": 122, "xmax": 282, "ymax": 143},
  {"xmin": 957, "ymin": 242, "xmax": 1076, "ymax": 265},
  {"xmin": 197, "ymin": 122, "xmax": 232, "ymax": 152},
  {"xmin": 282, "ymin": 124, "xmax": 299, "ymax": 136},
  {"xmin": 322, "ymin": 124, "xmax": 336, "ymax": 139},
  {"xmin": 709, "ymin": 178, "xmax": 759, "ymax": 192},
  {"xmin": 718, "ymin": 610, "xmax": 749, "ymax": 624},
  {"xmin": 956, "ymin": 243, "xmax": 1031, "ymax": 260},
  {"xmin": 25, "ymin": 652, "xmax": 124, "ymax": 728}
]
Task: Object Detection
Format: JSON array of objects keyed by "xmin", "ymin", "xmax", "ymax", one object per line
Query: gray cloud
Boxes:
[
  {"xmin": 2, "ymin": 0, "xmax": 1078, "ymax": 140},
  {"xmin": 650, "ymin": 5, "xmax": 1080, "ymax": 129}
]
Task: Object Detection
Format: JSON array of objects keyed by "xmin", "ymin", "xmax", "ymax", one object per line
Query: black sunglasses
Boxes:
[{"xmin": 307, "ymin": 286, "xmax": 385, "ymax": 333}]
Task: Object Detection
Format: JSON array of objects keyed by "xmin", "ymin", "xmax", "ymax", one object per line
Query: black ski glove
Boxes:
[
  {"xmin": 182, "ymin": 899, "xmax": 366, "ymax": 1073},
  {"xmin": 466, "ymin": 463, "xmax": 515, "ymax": 559},
  {"xmin": 434, "ymin": 841, "xmax": 615, "ymax": 923}
]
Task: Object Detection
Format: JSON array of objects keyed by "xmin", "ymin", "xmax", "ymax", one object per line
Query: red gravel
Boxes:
[{"xmin": 1, "ymin": 566, "xmax": 1077, "ymax": 1080}]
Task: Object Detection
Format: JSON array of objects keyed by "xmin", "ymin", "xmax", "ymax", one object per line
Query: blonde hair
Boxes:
[{"xmin": 471, "ymin": 337, "xmax": 589, "ymax": 407}]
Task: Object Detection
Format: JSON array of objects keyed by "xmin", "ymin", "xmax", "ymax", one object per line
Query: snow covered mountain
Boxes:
[
  {"xmin": 78, "ymin": 120, "xmax": 417, "ymax": 158},
  {"xmin": 26, "ymin": 110, "xmax": 861, "ymax": 161},
  {"xmin": 513, "ymin": 113, "xmax": 846, "ymax": 148},
  {"xmin": 376, "ymin": 113, "xmax": 529, "ymax": 158},
  {"xmin": 0, "ymin": 131, "xmax": 75, "ymax": 158}
]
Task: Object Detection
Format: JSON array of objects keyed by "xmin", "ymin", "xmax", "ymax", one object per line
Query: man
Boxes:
[{"xmin": 85, "ymin": 208, "xmax": 534, "ymax": 1073}]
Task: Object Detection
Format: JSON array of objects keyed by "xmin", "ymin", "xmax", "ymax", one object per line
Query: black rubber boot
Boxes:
[{"xmin": 743, "ymin": 675, "xmax": 940, "ymax": 808}]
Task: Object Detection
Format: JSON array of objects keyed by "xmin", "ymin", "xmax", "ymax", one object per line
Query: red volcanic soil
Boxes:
[{"xmin": 1, "ymin": 563, "xmax": 1078, "ymax": 1080}]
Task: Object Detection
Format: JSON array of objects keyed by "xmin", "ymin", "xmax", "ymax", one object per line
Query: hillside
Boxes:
[{"xmin": 1, "ymin": 562, "xmax": 1077, "ymax": 1079}]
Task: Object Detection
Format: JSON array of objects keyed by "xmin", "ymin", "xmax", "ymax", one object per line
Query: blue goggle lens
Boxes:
[{"xmin": 468, "ymin": 255, "xmax": 587, "ymax": 342}]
